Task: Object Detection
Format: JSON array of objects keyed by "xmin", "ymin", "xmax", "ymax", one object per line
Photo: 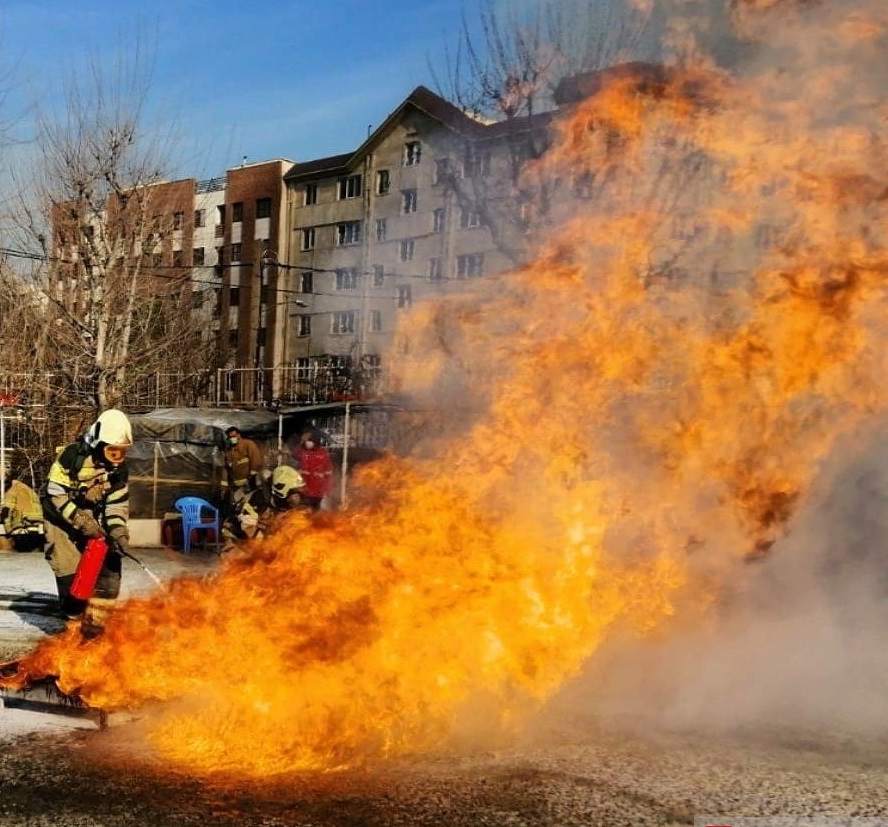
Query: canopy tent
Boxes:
[{"xmin": 127, "ymin": 407, "xmax": 298, "ymax": 518}]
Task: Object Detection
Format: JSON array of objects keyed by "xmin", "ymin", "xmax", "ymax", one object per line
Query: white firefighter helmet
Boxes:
[
  {"xmin": 271, "ymin": 465, "xmax": 305, "ymax": 501},
  {"xmin": 85, "ymin": 409, "xmax": 133, "ymax": 466}
]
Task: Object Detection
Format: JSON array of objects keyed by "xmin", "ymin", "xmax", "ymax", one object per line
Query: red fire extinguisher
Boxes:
[{"xmin": 69, "ymin": 537, "xmax": 109, "ymax": 601}]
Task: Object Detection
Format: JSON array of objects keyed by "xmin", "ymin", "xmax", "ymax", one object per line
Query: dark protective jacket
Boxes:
[{"xmin": 41, "ymin": 440, "xmax": 129, "ymax": 546}]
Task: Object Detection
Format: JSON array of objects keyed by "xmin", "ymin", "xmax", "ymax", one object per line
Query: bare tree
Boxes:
[
  {"xmin": 430, "ymin": 0, "xmax": 659, "ymax": 265},
  {"xmin": 5, "ymin": 43, "xmax": 207, "ymax": 417}
]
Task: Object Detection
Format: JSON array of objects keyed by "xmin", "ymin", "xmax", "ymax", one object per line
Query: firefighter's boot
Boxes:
[{"xmin": 80, "ymin": 596, "xmax": 116, "ymax": 639}]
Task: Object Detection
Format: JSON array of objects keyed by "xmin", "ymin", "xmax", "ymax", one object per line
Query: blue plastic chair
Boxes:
[{"xmin": 174, "ymin": 496, "xmax": 220, "ymax": 554}]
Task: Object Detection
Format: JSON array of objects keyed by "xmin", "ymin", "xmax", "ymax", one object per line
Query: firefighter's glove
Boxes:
[
  {"xmin": 71, "ymin": 508, "xmax": 103, "ymax": 538},
  {"xmin": 108, "ymin": 526, "xmax": 130, "ymax": 557},
  {"xmin": 82, "ymin": 481, "xmax": 106, "ymax": 504}
]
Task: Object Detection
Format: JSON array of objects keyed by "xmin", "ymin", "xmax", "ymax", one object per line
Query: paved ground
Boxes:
[
  {"xmin": 1, "ymin": 545, "xmax": 887, "ymax": 825},
  {"xmin": 0, "ymin": 544, "xmax": 217, "ymax": 679}
]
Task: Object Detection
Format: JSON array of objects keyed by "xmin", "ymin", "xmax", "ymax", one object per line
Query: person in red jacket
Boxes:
[{"xmin": 291, "ymin": 429, "xmax": 333, "ymax": 511}]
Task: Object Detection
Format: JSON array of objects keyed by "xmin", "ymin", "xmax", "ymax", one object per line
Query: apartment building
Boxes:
[{"xmin": 280, "ymin": 86, "xmax": 554, "ymax": 398}]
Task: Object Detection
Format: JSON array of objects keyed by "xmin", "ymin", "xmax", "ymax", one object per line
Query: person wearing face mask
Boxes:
[
  {"xmin": 221, "ymin": 426, "xmax": 265, "ymax": 509},
  {"xmin": 291, "ymin": 428, "xmax": 333, "ymax": 511},
  {"xmin": 41, "ymin": 408, "xmax": 133, "ymax": 635}
]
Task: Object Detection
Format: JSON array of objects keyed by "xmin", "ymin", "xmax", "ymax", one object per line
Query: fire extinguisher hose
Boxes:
[{"xmin": 116, "ymin": 546, "xmax": 164, "ymax": 588}]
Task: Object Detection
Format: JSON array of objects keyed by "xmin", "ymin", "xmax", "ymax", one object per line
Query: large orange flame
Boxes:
[{"xmin": 8, "ymin": 0, "xmax": 888, "ymax": 779}]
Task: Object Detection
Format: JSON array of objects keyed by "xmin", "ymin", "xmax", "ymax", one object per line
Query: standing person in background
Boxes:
[
  {"xmin": 291, "ymin": 428, "xmax": 333, "ymax": 511},
  {"xmin": 220, "ymin": 426, "xmax": 265, "ymax": 510},
  {"xmin": 41, "ymin": 409, "xmax": 133, "ymax": 637}
]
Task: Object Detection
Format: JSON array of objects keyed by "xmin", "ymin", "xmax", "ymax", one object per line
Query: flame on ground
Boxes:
[{"xmin": 9, "ymin": 0, "xmax": 888, "ymax": 778}]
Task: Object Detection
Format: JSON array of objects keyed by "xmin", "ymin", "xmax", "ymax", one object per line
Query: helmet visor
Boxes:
[{"xmin": 103, "ymin": 444, "xmax": 130, "ymax": 466}]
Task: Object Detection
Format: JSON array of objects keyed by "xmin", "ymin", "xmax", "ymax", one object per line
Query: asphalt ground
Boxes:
[
  {"xmin": 0, "ymin": 544, "xmax": 217, "ymax": 669},
  {"xmin": 0, "ymin": 545, "xmax": 887, "ymax": 825}
]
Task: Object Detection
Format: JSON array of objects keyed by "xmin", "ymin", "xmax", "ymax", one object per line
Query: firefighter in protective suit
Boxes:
[
  {"xmin": 221, "ymin": 465, "xmax": 306, "ymax": 551},
  {"xmin": 41, "ymin": 409, "xmax": 133, "ymax": 637}
]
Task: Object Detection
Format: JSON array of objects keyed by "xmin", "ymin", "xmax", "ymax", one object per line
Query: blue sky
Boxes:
[{"xmin": 0, "ymin": 0, "xmax": 484, "ymax": 179}]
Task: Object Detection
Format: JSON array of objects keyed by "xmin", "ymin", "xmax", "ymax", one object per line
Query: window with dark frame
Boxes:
[
  {"xmin": 232, "ymin": 202, "xmax": 244, "ymax": 223},
  {"xmin": 433, "ymin": 207, "xmax": 446, "ymax": 233},
  {"xmin": 456, "ymin": 252, "xmax": 484, "ymax": 278},
  {"xmin": 301, "ymin": 227, "xmax": 316, "ymax": 251},
  {"xmin": 397, "ymin": 284, "xmax": 412, "ymax": 308},
  {"xmin": 337, "ymin": 221, "xmax": 362, "ymax": 246},
  {"xmin": 303, "ymin": 184, "xmax": 318, "ymax": 206},
  {"xmin": 399, "ymin": 238, "xmax": 415, "ymax": 262},
  {"xmin": 337, "ymin": 174, "xmax": 362, "ymax": 200},
  {"xmin": 459, "ymin": 208, "xmax": 482, "ymax": 229},
  {"xmin": 373, "ymin": 264, "xmax": 385, "ymax": 286},
  {"xmin": 231, "ymin": 243, "xmax": 242, "ymax": 261},
  {"xmin": 256, "ymin": 197, "xmax": 272, "ymax": 218},
  {"xmin": 194, "ymin": 209, "xmax": 205, "ymax": 228},
  {"xmin": 376, "ymin": 218, "xmax": 387, "ymax": 241},
  {"xmin": 300, "ymin": 271, "xmax": 313, "ymax": 294},
  {"xmin": 298, "ymin": 314, "xmax": 311, "ymax": 336},
  {"xmin": 401, "ymin": 189, "xmax": 418, "ymax": 214},
  {"xmin": 335, "ymin": 267, "xmax": 359, "ymax": 290},
  {"xmin": 404, "ymin": 141, "xmax": 422, "ymax": 166},
  {"xmin": 193, "ymin": 247, "xmax": 205, "ymax": 266},
  {"xmin": 376, "ymin": 169, "xmax": 390, "ymax": 195},
  {"xmin": 434, "ymin": 158, "xmax": 451, "ymax": 185},
  {"xmin": 331, "ymin": 311, "xmax": 356, "ymax": 334}
]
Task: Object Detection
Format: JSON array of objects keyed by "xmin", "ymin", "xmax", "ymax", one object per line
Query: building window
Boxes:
[
  {"xmin": 300, "ymin": 271, "xmax": 313, "ymax": 293},
  {"xmin": 301, "ymin": 227, "xmax": 315, "ymax": 251},
  {"xmin": 433, "ymin": 208, "xmax": 446, "ymax": 233},
  {"xmin": 337, "ymin": 174, "xmax": 362, "ymax": 200},
  {"xmin": 376, "ymin": 218, "xmax": 387, "ymax": 241},
  {"xmin": 459, "ymin": 208, "xmax": 482, "ymax": 229},
  {"xmin": 152, "ymin": 252, "xmax": 162, "ymax": 268},
  {"xmin": 337, "ymin": 221, "xmax": 362, "ymax": 246},
  {"xmin": 256, "ymin": 197, "xmax": 272, "ymax": 218},
  {"xmin": 230, "ymin": 287, "xmax": 240, "ymax": 306},
  {"xmin": 232, "ymin": 202, "xmax": 243, "ymax": 223},
  {"xmin": 434, "ymin": 158, "xmax": 452, "ymax": 185},
  {"xmin": 335, "ymin": 267, "xmax": 359, "ymax": 290},
  {"xmin": 399, "ymin": 238, "xmax": 415, "ymax": 262},
  {"xmin": 464, "ymin": 146, "xmax": 491, "ymax": 177},
  {"xmin": 456, "ymin": 252, "xmax": 484, "ymax": 278},
  {"xmin": 370, "ymin": 310, "xmax": 382, "ymax": 333},
  {"xmin": 231, "ymin": 243, "xmax": 242, "ymax": 262},
  {"xmin": 173, "ymin": 249, "xmax": 184, "ymax": 267},
  {"xmin": 332, "ymin": 311, "xmax": 356, "ymax": 334},
  {"xmin": 397, "ymin": 285, "xmax": 412, "ymax": 308},
  {"xmin": 193, "ymin": 247, "xmax": 205, "ymax": 266},
  {"xmin": 516, "ymin": 200, "xmax": 533, "ymax": 227},
  {"xmin": 428, "ymin": 257, "xmax": 443, "ymax": 282},
  {"xmin": 216, "ymin": 205, "xmax": 226, "ymax": 225},
  {"xmin": 401, "ymin": 189, "xmax": 418, "ymax": 214},
  {"xmin": 376, "ymin": 169, "xmax": 390, "ymax": 195},
  {"xmin": 297, "ymin": 315, "xmax": 311, "ymax": 336},
  {"xmin": 173, "ymin": 211, "xmax": 184, "ymax": 230},
  {"xmin": 404, "ymin": 141, "xmax": 422, "ymax": 166},
  {"xmin": 373, "ymin": 264, "xmax": 385, "ymax": 286},
  {"xmin": 194, "ymin": 209, "xmax": 205, "ymax": 228}
]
